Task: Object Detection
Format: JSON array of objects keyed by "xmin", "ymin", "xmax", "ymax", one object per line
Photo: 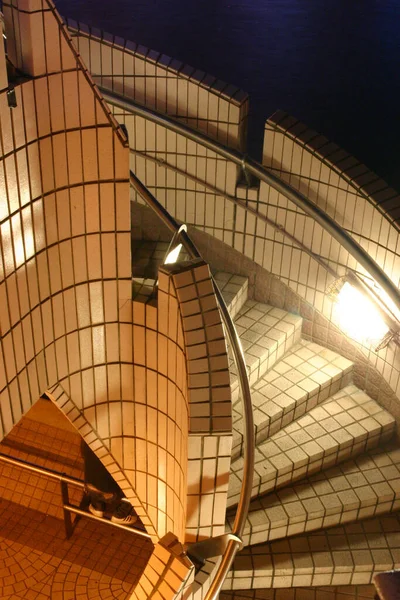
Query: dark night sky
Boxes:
[{"xmin": 56, "ymin": 0, "xmax": 400, "ymax": 192}]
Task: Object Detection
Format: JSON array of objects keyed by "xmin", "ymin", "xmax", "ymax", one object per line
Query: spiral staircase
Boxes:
[
  {"xmin": 129, "ymin": 230, "xmax": 400, "ymax": 599},
  {"xmin": 213, "ymin": 269, "xmax": 399, "ymax": 594},
  {"xmin": 0, "ymin": 2, "xmax": 398, "ymax": 596}
]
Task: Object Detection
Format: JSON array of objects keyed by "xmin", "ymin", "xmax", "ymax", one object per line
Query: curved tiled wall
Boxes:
[
  {"xmin": 66, "ymin": 19, "xmax": 249, "ymax": 152},
  {"xmin": 0, "ymin": 0, "xmax": 195, "ymax": 543},
  {"xmin": 70, "ymin": 29, "xmax": 400, "ymax": 423},
  {"xmin": 0, "ymin": 0, "xmax": 149, "ymax": 529}
]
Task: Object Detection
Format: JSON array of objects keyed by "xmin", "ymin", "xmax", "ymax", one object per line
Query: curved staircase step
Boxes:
[
  {"xmin": 228, "ymin": 385, "xmax": 395, "ymax": 507},
  {"xmin": 213, "ymin": 272, "xmax": 249, "ymax": 319},
  {"xmin": 230, "ymin": 302, "xmax": 303, "ymax": 404},
  {"xmin": 232, "ymin": 340, "xmax": 353, "ymax": 459},
  {"xmin": 223, "ymin": 512, "xmax": 400, "ymax": 590},
  {"xmin": 220, "ymin": 584, "xmax": 376, "ymax": 599},
  {"xmin": 228, "ymin": 444, "xmax": 400, "ymax": 546}
]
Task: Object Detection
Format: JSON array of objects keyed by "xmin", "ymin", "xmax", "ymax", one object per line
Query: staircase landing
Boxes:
[{"xmin": 0, "ymin": 498, "xmax": 153, "ymax": 600}]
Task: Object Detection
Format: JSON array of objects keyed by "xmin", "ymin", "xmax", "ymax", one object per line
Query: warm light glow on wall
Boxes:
[{"xmin": 334, "ymin": 282, "xmax": 389, "ymax": 346}]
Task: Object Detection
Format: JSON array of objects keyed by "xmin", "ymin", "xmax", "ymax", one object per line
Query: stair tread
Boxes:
[
  {"xmin": 213, "ymin": 271, "xmax": 249, "ymax": 319},
  {"xmin": 220, "ymin": 585, "xmax": 377, "ymax": 599},
  {"xmin": 224, "ymin": 512, "xmax": 400, "ymax": 590},
  {"xmin": 228, "ymin": 443, "xmax": 400, "ymax": 546},
  {"xmin": 230, "ymin": 301, "xmax": 303, "ymax": 396},
  {"xmin": 228, "ymin": 384, "xmax": 395, "ymax": 506},
  {"xmin": 232, "ymin": 339, "xmax": 353, "ymax": 458}
]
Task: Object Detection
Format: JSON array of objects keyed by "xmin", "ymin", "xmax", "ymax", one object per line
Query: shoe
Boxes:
[
  {"xmin": 111, "ymin": 502, "xmax": 138, "ymax": 526},
  {"xmin": 88, "ymin": 500, "xmax": 106, "ymax": 518}
]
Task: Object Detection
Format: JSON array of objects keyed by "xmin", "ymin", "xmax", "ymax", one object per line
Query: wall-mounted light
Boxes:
[
  {"xmin": 162, "ymin": 224, "xmax": 187, "ymax": 266},
  {"xmin": 164, "ymin": 243, "xmax": 183, "ymax": 265},
  {"xmin": 326, "ymin": 273, "xmax": 398, "ymax": 350}
]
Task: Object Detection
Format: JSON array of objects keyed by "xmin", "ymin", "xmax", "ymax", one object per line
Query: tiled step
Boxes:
[
  {"xmin": 227, "ymin": 444, "xmax": 400, "ymax": 547},
  {"xmin": 220, "ymin": 584, "xmax": 376, "ymax": 599},
  {"xmin": 228, "ymin": 385, "xmax": 395, "ymax": 507},
  {"xmin": 230, "ymin": 303, "xmax": 303, "ymax": 405},
  {"xmin": 232, "ymin": 340, "xmax": 353, "ymax": 459},
  {"xmin": 0, "ymin": 498, "xmax": 153, "ymax": 598},
  {"xmin": 223, "ymin": 512, "xmax": 400, "ymax": 590},
  {"xmin": 213, "ymin": 272, "xmax": 249, "ymax": 319}
]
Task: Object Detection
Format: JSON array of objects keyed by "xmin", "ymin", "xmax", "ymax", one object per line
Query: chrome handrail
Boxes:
[
  {"xmin": 130, "ymin": 170, "xmax": 255, "ymax": 600},
  {"xmin": 101, "ymin": 87, "xmax": 400, "ymax": 317}
]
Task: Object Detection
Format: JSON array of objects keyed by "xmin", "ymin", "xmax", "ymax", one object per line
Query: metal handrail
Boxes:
[
  {"xmin": 0, "ymin": 450, "xmax": 153, "ymax": 540},
  {"xmin": 130, "ymin": 170, "xmax": 255, "ymax": 600},
  {"xmin": 101, "ymin": 86, "xmax": 400, "ymax": 318}
]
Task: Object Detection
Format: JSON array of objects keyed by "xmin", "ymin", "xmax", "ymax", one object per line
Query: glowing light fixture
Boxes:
[
  {"xmin": 338, "ymin": 284, "xmax": 385, "ymax": 345},
  {"xmin": 164, "ymin": 243, "xmax": 183, "ymax": 265},
  {"xmin": 334, "ymin": 281, "xmax": 390, "ymax": 346}
]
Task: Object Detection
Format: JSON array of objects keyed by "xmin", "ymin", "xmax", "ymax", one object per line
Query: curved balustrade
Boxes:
[{"xmin": 130, "ymin": 170, "xmax": 255, "ymax": 600}]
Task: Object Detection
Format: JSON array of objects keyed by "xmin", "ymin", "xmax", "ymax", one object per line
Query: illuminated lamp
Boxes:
[
  {"xmin": 326, "ymin": 274, "xmax": 399, "ymax": 350},
  {"xmin": 164, "ymin": 243, "xmax": 183, "ymax": 265},
  {"xmin": 162, "ymin": 223, "xmax": 187, "ymax": 266}
]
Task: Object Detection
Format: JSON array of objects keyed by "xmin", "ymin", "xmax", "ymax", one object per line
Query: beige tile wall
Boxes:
[
  {"xmin": 187, "ymin": 558, "xmax": 219, "ymax": 600},
  {"xmin": 65, "ymin": 19, "xmax": 249, "ymax": 253},
  {"xmin": 130, "ymin": 207, "xmax": 235, "ymax": 542},
  {"xmin": 48, "ymin": 257, "xmax": 226, "ymax": 543},
  {"xmin": 0, "ymin": 0, "xmax": 129, "ymax": 437},
  {"xmin": 130, "ymin": 265, "xmax": 189, "ymax": 541},
  {"xmin": 66, "ymin": 19, "xmax": 249, "ymax": 151},
  {"xmin": 0, "ymin": 0, "xmax": 192, "ymax": 545},
  {"xmin": 0, "ymin": 0, "xmax": 235, "ymax": 547}
]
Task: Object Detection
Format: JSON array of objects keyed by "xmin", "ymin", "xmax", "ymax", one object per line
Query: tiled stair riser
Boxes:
[
  {"xmin": 219, "ymin": 585, "xmax": 377, "ymax": 599},
  {"xmin": 230, "ymin": 303, "xmax": 303, "ymax": 404},
  {"xmin": 232, "ymin": 342, "xmax": 354, "ymax": 460},
  {"xmin": 231, "ymin": 445, "xmax": 400, "ymax": 547},
  {"xmin": 213, "ymin": 272, "xmax": 249, "ymax": 320},
  {"xmin": 228, "ymin": 386, "xmax": 395, "ymax": 507},
  {"xmin": 223, "ymin": 513, "xmax": 400, "ymax": 590},
  {"xmin": 230, "ymin": 427, "xmax": 394, "ymax": 509},
  {"xmin": 244, "ymin": 500, "xmax": 400, "ymax": 547}
]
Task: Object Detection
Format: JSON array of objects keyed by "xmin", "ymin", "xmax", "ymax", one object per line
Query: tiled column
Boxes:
[
  {"xmin": 130, "ymin": 532, "xmax": 194, "ymax": 600},
  {"xmin": 3, "ymin": 0, "xmax": 51, "ymax": 76},
  {"xmin": 159, "ymin": 260, "xmax": 233, "ymax": 543}
]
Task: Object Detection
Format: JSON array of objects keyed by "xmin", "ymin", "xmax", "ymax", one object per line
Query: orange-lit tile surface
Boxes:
[
  {"xmin": 0, "ymin": 499, "xmax": 153, "ymax": 599},
  {"xmin": 0, "ymin": 414, "xmax": 84, "ymax": 519},
  {"xmin": 0, "ymin": 403, "xmax": 153, "ymax": 598}
]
